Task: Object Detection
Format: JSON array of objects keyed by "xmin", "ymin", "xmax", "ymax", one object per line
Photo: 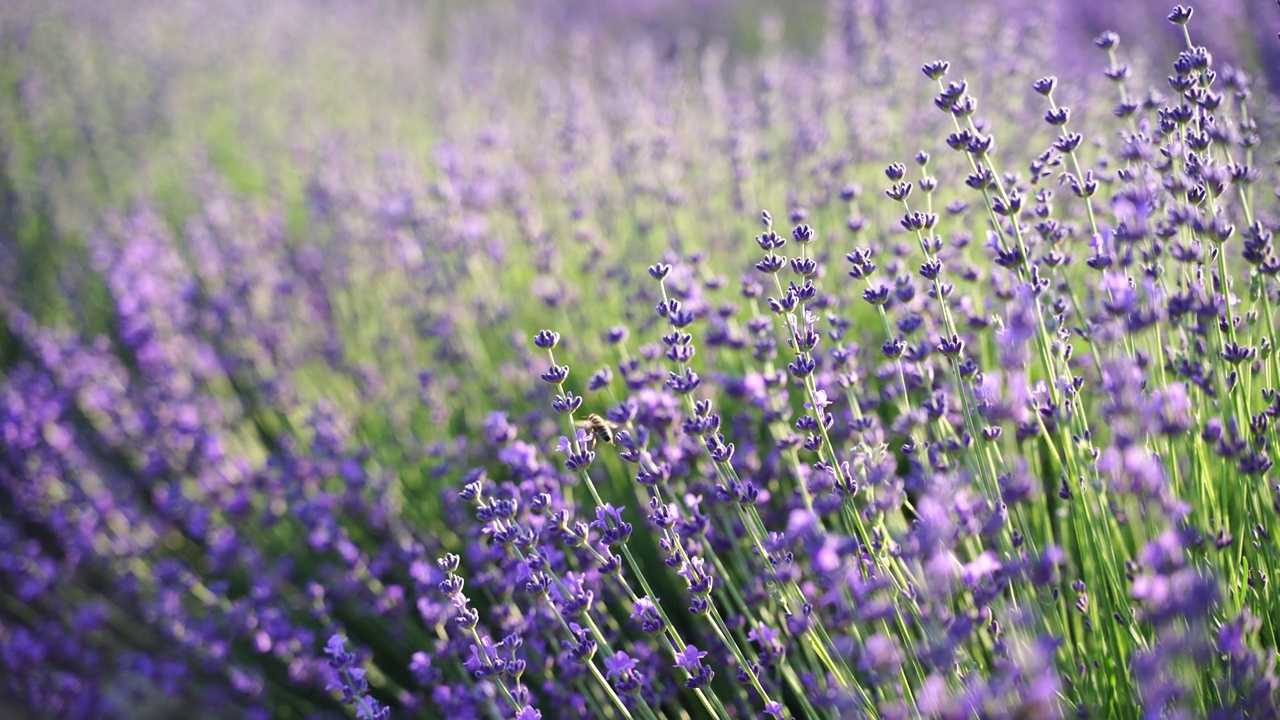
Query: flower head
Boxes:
[
  {"xmin": 673, "ymin": 644, "xmax": 708, "ymax": 673},
  {"xmin": 604, "ymin": 650, "xmax": 638, "ymax": 679}
]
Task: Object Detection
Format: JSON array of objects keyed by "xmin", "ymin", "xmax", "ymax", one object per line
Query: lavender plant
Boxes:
[{"xmin": 2, "ymin": 1, "xmax": 1279, "ymax": 718}]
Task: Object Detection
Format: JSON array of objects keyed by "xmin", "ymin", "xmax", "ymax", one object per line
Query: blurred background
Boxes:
[{"xmin": 1, "ymin": 0, "xmax": 1276, "ymax": 339}]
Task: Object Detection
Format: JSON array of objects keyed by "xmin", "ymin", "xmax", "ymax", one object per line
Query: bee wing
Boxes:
[{"xmin": 573, "ymin": 419, "xmax": 593, "ymax": 429}]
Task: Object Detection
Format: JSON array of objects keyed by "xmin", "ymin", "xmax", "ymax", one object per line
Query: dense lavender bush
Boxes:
[{"xmin": 2, "ymin": 1, "xmax": 1280, "ymax": 718}]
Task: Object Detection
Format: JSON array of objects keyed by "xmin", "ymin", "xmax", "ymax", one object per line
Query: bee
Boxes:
[{"xmin": 575, "ymin": 413, "xmax": 618, "ymax": 448}]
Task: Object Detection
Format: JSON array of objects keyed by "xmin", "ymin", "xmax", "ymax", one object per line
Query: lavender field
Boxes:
[{"xmin": 3, "ymin": 0, "xmax": 1280, "ymax": 717}]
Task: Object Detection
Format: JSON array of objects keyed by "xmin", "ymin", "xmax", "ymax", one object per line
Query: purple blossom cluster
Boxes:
[{"xmin": 2, "ymin": 2, "xmax": 1280, "ymax": 719}]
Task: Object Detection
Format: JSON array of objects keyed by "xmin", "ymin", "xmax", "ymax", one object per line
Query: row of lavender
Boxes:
[{"xmin": 3, "ymin": 3, "xmax": 1280, "ymax": 718}]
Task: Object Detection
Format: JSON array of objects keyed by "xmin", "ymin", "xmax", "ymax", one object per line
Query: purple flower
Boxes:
[
  {"xmin": 409, "ymin": 651, "xmax": 434, "ymax": 685},
  {"xmin": 555, "ymin": 431, "xmax": 581, "ymax": 453},
  {"xmin": 533, "ymin": 329, "xmax": 560, "ymax": 349},
  {"xmin": 592, "ymin": 504, "xmax": 633, "ymax": 546},
  {"xmin": 604, "ymin": 650, "xmax": 637, "ymax": 679},
  {"xmin": 675, "ymin": 645, "xmax": 706, "ymax": 671},
  {"xmin": 323, "ymin": 635, "xmax": 389, "ymax": 719},
  {"xmin": 961, "ymin": 551, "xmax": 1001, "ymax": 588},
  {"xmin": 677, "ymin": 556, "xmax": 714, "ymax": 597},
  {"xmin": 631, "ymin": 597, "xmax": 665, "ymax": 635},
  {"xmin": 803, "ymin": 389, "xmax": 834, "ymax": 412}
]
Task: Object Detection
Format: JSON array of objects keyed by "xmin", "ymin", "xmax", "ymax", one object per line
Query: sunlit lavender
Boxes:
[{"xmin": 2, "ymin": 1, "xmax": 1279, "ymax": 718}]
